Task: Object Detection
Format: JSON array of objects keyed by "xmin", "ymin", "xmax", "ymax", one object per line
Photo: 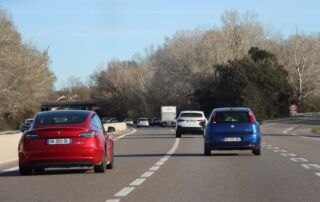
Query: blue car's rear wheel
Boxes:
[
  {"xmin": 252, "ymin": 147, "xmax": 261, "ymax": 156},
  {"xmin": 204, "ymin": 144, "xmax": 211, "ymax": 156}
]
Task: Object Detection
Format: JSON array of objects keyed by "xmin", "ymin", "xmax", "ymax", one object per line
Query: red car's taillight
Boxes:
[
  {"xmin": 24, "ymin": 133, "xmax": 40, "ymax": 139},
  {"xmin": 79, "ymin": 131, "xmax": 96, "ymax": 138},
  {"xmin": 248, "ymin": 112, "xmax": 255, "ymax": 123}
]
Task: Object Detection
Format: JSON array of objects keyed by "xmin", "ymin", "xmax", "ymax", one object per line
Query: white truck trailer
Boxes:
[{"xmin": 161, "ymin": 106, "xmax": 176, "ymax": 127}]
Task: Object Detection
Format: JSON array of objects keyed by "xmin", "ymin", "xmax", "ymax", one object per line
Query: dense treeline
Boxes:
[
  {"xmin": 0, "ymin": 9, "xmax": 55, "ymax": 129},
  {"xmin": 2, "ymin": 8, "xmax": 320, "ymax": 130},
  {"xmin": 89, "ymin": 11, "xmax": 320, "ymax": 119}
]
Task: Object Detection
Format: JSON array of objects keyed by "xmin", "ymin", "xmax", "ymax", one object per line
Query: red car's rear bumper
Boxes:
[{"xmin": 19, "ymin": 148, "xmax": 104, "ymax": 168}]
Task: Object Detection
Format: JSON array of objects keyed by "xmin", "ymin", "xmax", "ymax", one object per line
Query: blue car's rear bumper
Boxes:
[{"xmin": 204, "ymin": 134, "xmax": 260, "ymax": 150}]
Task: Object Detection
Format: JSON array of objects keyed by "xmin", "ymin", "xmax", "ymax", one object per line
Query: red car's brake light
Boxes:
[
  {"xmin": 79, "ymin": 131, "xmax": 96, "ymax": 138},
  {"xmin": 248, "ymin": 112, "xmax": 255, "ymax": 123}
]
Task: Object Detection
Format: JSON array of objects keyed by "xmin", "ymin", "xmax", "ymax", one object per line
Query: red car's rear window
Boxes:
[{"xmin": 37, "ymin": 114, "xmax": 87, "ymax": 125}]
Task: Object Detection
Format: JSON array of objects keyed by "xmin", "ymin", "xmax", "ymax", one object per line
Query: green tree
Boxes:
[{"xmin": 195, "ymin": 47, "xmax": 292, "ymax": 118}]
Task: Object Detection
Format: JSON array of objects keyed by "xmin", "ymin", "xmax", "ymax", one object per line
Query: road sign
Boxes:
[{"xmin": 289, "ymin": 104, "xmax": 297, "ymax": 112}]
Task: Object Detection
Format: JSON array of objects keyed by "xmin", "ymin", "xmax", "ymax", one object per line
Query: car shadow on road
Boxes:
[
  {"xmin": 262, "ymin": 133, "xmax": 320, "ymax": 138},
  {"xmin": 115, "ymin": 152, "xmax": 253, "ymax": 158},
  {"xmin": 0, "ymin": 168, "xmax": 93, "ymax": 177}
]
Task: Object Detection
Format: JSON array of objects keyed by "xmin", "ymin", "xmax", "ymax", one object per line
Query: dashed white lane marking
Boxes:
[
  {"xmin": 273, "ymin": 147, "xmax": 280, "ymax": 150},
  {"xmin": 106, "ymin": 138, "xmax": 180, "ymax": 202},
  {"xmin": 114, "ymin": 187, "xmax": 135, "ymax": 197},
  {"xmin": 279, "ymin": 150, "xmax": 287, "ymax": 152},
  {"xmin": 149, "ymin": 166, "xmax": 160, "ymax": 171},
  {"xmin": 159, "ymin": 157, "xmax": 169, "ymax": 162},
  {"xmin": 290, "ymin": 158, "xmax": 308, "ymax": 162},
  {"xmin": 281, "ymin": 153, "xmax": 296, "ymax": 157},
  {"xmin": 316, "ymin": 173, "xmax": 320, "ymax": 177},
  {"xmin": 273, "ymin": 150, "xmax": 279, "ymax": 152},
  {"xmin": 141, "ymin": 171, "xmax": 154, "ymax": 178},
  {"xmin": 105, "ymin": 199, "xmax": 120, "ymax": 202},
  {"xmin": 155, "ymin": 161, "xmax": 165, "ymax": 166},
  {"xmin": 301, "ymin": 164, "xmax": 320, "ymax": 170},
  {"xmin": 129, "ymin": 178, "xmax": 146, "ymax": 186}
]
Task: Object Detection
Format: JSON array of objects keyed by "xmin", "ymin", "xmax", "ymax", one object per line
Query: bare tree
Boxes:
[
  {"xmin": 0, "ymin": 9, "xmax": 54, "ymax": 128},
  {"xmin": 275, "ymin": 31, "xmax": 320, "ymax": 105}
]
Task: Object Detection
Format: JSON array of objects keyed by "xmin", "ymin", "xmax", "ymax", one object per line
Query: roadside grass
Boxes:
[{"xmin": 311, "ymin": 127, "xmax": 320, "ymax": 134}]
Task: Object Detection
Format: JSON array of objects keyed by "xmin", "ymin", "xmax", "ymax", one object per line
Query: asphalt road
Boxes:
[{"xmin": 0, "ymin": 118, "xmax": 319, "ymax": 202}]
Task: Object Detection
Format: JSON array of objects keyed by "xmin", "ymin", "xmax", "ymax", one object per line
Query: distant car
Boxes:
[
  {"xmin": 18, "ymin": 110, "xmax": 114, "ymax": 175},
  {"xmin": 137, "ymin": 118, "xmax": 149, "ymax": 127},
  {"xmin": 150, "ymin": 117, "xmax": 161, "ymax": 126},
  {"xmin": 123, "ymin": 118, "xmax": 134, "ymax": 126},
  {"xmin": 109, "ymin": 117, "xmax": 118, "ymax": 123},
  {"xmin": 175, "ymin": 110, "xmax": 207, "ymax": 138},
  {"xmin": 203, "ymin": 107, "xmax": 261, "ymax": 156},
  {"xmin": 18, "ymin": 118, "xmax": 34, "ymax": 132},
  {"xmin": 101, "ymin": 117, "xmax": 111, "ymax": 123},
  {"xmin": 18, "ymin": 123, "xmax": 31, "ymax": 132},
  {"xmin": 24, "ymin": 118, "xmax": 34, "ymax": 125}
]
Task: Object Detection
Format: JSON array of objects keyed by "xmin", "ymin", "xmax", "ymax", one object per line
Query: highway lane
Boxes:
[{"xmin": 0, "ymin": 118, "xmax": 319, "ymax": 202}]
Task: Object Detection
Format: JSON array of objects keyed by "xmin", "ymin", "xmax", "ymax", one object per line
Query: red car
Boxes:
[{"xmin": 18, "ymin": 110, "xmax": 114, "ymax": 175}]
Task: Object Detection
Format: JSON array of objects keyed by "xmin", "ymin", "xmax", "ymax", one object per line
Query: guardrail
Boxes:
[
  {"xmin": 291, "ymin": 112, "xmax": 320, "ymax": 117},
  {"xmin": 103, "ymin": 122, "xmax": 127, "ymax": 133}
]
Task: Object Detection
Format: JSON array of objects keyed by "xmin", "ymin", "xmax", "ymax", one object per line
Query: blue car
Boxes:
[{"xmin": 204, "ymin": 107, "xmax": 261, "ymax": 156}]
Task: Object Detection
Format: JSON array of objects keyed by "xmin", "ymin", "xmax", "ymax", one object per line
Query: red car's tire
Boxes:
[
  {"xmin": 94, "ymin": 150, "xmax": 106, "ymax": 173},
  {"xmin": 19, "ymin": 166, "xmax": 32, "ymax": 176}
]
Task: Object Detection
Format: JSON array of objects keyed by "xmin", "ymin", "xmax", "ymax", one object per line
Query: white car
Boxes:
[
  {"xmin": 175, "ymin": 110, "xmax": 207, "ymax": 138},
  {"xmin": 137, "ymin": 118, "xmax": 149, "ymax": 127}
]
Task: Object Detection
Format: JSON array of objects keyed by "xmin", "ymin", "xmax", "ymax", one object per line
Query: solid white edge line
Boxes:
[
  {"xmin": 113, "ymin": 128, "xmax": 137, "ymax": 141},
  {"xmin": 114, "ymin": 187, "xmax": 135, "ymax": 197},
  {"xmin": 0, "ymin": 166, "xmax": 19, "ymax": 174},
  {"xmin": 129, "ymin": 178, "xmax": 146, "ymax": 186}
]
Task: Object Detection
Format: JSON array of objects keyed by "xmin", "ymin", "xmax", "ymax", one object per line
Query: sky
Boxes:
[{"xmin": 0, "ymin": 0, "xmax": 319, "ymax": 88}]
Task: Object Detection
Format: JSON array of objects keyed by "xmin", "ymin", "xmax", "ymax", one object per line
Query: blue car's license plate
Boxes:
[{"xmin": 224, "ymin": 137, "xmax": 241, "ymax": 142}]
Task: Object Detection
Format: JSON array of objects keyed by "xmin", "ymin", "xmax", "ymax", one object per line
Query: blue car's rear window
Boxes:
[{"xmin": 215, "ymin": 111, "xmax": 250, "ymax": 123}]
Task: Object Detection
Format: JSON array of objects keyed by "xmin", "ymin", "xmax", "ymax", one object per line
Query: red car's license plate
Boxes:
[{"xmin": 47, "ymin": 138, "xmax": 72, "ymax": 144}]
